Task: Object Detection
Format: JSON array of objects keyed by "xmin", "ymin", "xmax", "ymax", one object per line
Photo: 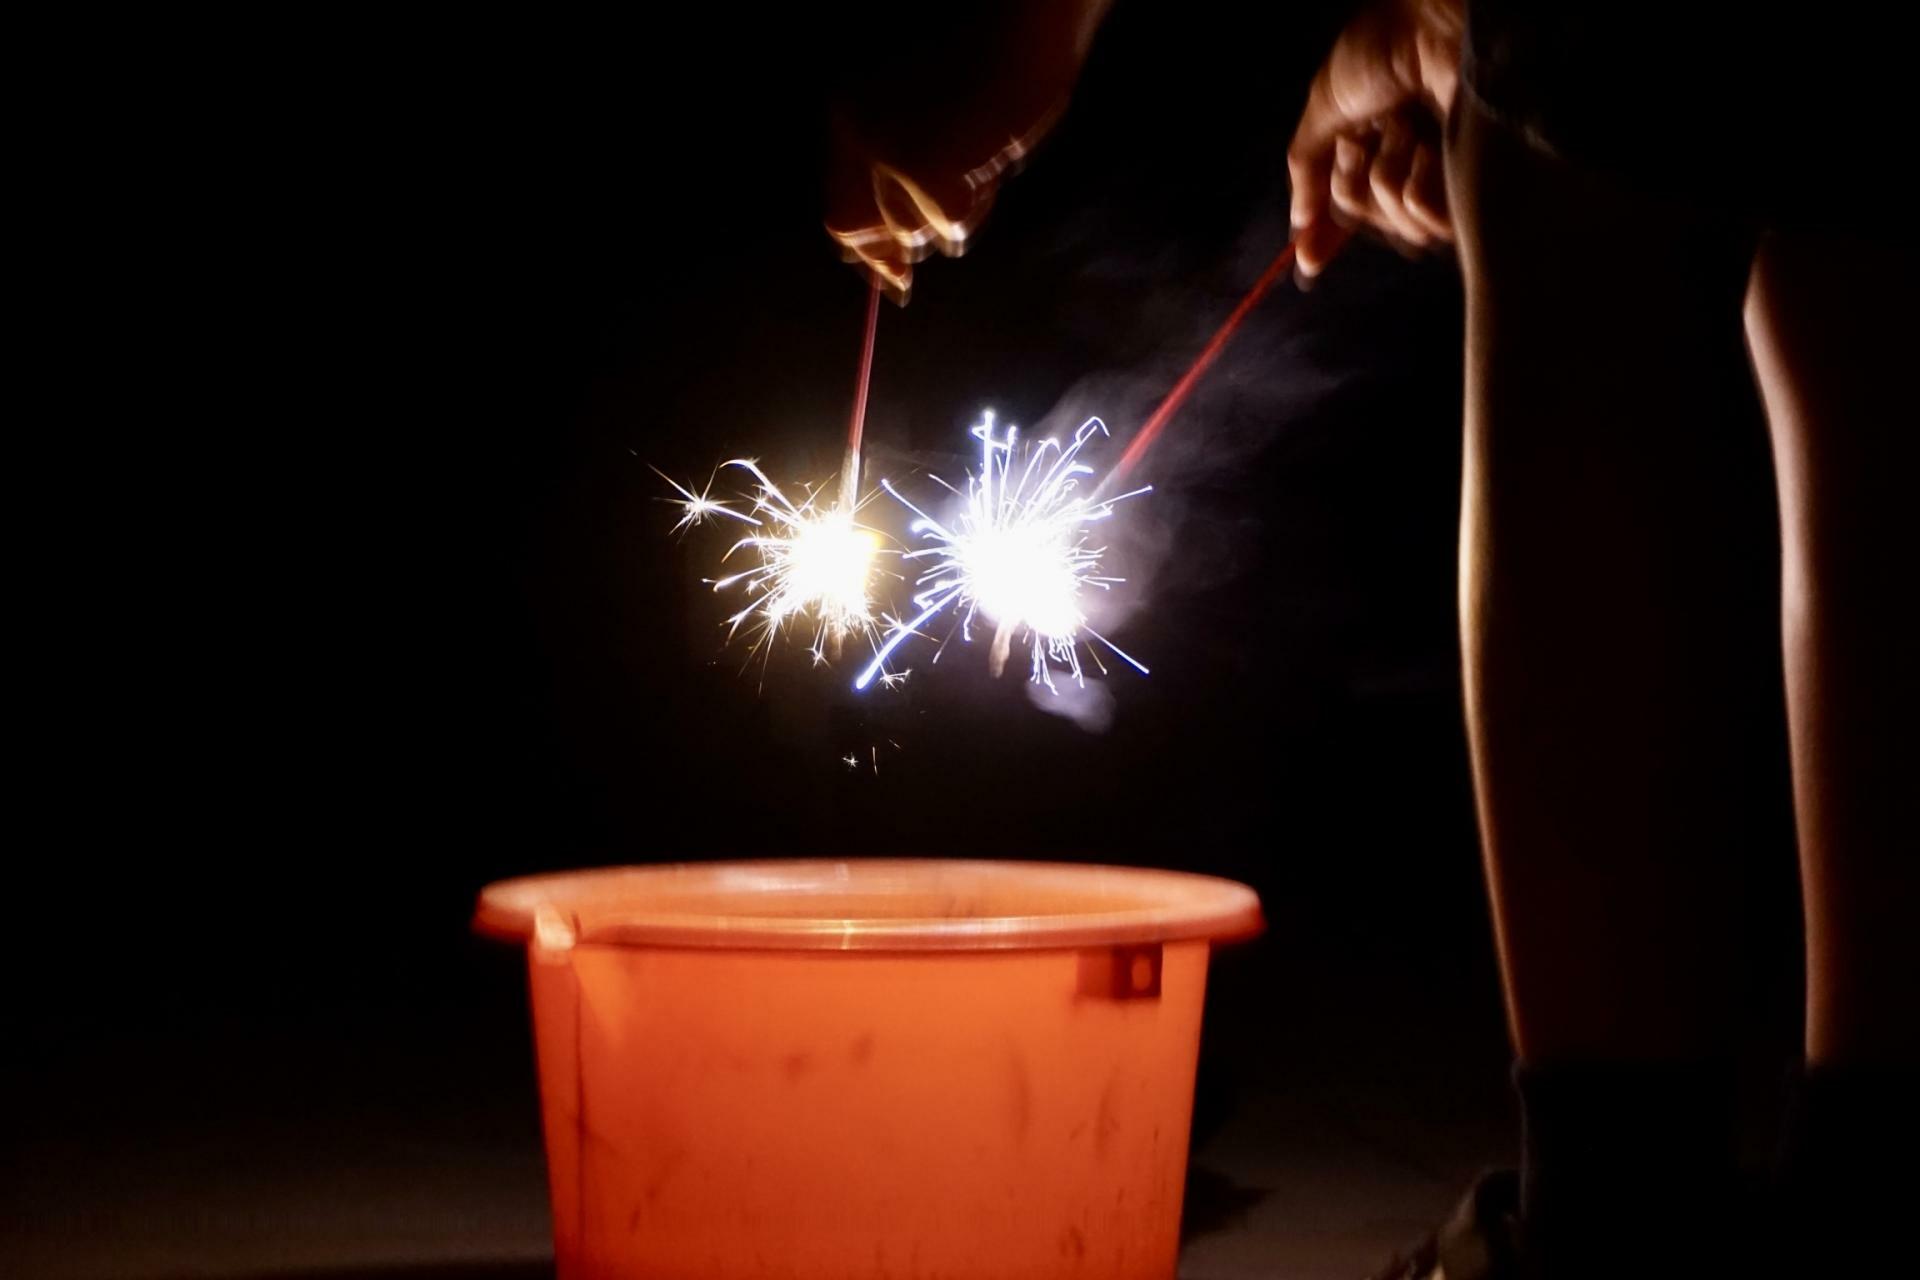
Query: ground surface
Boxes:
[{"xmin": 2, "ymin": 903, "xmax": 1515, "ymax": 1280}]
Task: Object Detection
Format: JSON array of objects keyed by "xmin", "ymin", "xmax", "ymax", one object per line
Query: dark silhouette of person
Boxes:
[{"xmin": 829, "ymin": 3, "xmax": 1917, "ymax": 1273}]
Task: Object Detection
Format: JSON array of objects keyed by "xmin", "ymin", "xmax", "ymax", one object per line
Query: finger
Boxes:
[
  {"xmin": 826, "ymin": 221, "xmax": 915, "ymax": 299},
  {"xmin": 872, "ymin": 176, "xmax": 936, "ymax": 260},
  {"xmin": 859, "ymin": 248, "xmax": 913, "ymax": 302},
  {"xmin": 1287, "ymin": 23, "xmax": 1410, "ymax": 231},
  {"xmin": 1368, "ymin": 122, "xmax": 1430, "ymax": 247},
  {"xmin": 873, "ymin": 162, "xmax": 981, "ymax": 258},
  {"xmin": 943, "ymin": 183, "xmax": 997, "ymax": 258},
  {"xmin": 1294, "ymin": 219, "xmax": 1353, "ymax": 281},
  {"xmin": 1287, "ymin": 71, "xmax": 1343, "ymax": 233},
  {"xmin": 856, "ymin": 248, "xmax": 914, "ymax": 301},
  {"xmin": 1329, "ymin": 133, "xmax": 1376, "ymax": 227},
  {"xmin": 865, "ymin": 258, "xmax": 912, "ymax": 304},
  {"xmin": 1297, "ymin": 129, "xmax": 1367, "ymax": 277},
  {"xmin": 826, "ymin": 152, "xmax": 919, "ymax": 280},
  {"xmin": 1404, "ymin": 143, "xmax": 1453, "ymax": 242}
]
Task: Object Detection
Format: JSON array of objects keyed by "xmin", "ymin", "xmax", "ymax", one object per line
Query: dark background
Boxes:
[{"xmin": 8, "ymin": 3, "xmax": 1801, "ymax": 1275}]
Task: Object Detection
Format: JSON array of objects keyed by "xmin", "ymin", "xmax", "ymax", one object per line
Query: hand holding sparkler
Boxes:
[
  {"xmin": 825, "ymin": 0, "xmax": 1114, "ymax": 299},
  {"xmin": 1287, "ymin": 0, "xmax": 1461, "ymax": 279}
]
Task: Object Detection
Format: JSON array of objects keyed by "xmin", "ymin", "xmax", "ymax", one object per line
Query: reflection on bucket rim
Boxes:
[{"xmin": 474, "ymin": 857, "xmax": 1263, "ymax": 953}]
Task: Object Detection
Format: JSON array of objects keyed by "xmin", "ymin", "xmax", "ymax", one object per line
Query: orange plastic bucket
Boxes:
[{"xmin": 475, "ymin": 859, "xmax": 1263, "ymax": 1279}]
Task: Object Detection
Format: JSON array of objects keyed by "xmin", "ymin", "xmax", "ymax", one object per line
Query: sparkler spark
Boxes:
[
  {"xmin": 654, "ymin": 466, "xmax": 759, "ymax": 533},
  {"xmin": 854, "ymin": 412, "xmax": 1151, "ymax": 693},
  {"xmin": 665, "ymin": 459, "xmax": 885, "ymax": 665}
]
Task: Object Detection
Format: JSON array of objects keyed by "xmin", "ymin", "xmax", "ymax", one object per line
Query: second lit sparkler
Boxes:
[
  {"xmin": 661, "ymin": 460, "xmax": 884, "ymax": 664},
  {"xmin": 661, "ymin": 283, "xmax": 888, "ymax": 668}
]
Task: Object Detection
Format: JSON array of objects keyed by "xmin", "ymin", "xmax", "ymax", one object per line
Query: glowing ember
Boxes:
[
  {"xmin": 855, "ymin": 412, "xmax": 1151, "ymax": 692},
  {"xmin": 663, "ymin": 459, "xmax": 883, "ymax": 665}
]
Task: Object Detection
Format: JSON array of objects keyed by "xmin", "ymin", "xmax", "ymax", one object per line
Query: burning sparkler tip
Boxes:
[
  {"xmin": 859, "ymin": 410, "xmax": 1152, "ymax": 694},
  {"xmin": 660, "ymin": 459, "xmax": 885, "ymax": 667}
]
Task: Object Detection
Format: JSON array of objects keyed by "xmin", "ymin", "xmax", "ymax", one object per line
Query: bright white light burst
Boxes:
[
  {"xmin": 855, "ymin": 412, "xmax": 1150, "ymax": 692},
  {"xmin": 662, "ymin": 460, "xmax": 883, "ymax": 664}
]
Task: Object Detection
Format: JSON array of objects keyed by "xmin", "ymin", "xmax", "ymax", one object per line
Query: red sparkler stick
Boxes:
[
  {"xmin": 840, "ymin": 278, "xmax": 883, "ymax": 509},
  {"xmin": 1100, "ymin": 239, "xmax": 1297, "ymax": 496}
]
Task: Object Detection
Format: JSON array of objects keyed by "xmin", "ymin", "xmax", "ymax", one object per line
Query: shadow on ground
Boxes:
[{"xmin": 1182, "ymin": 1164, "xmax": 1274, "ymax": 1243}]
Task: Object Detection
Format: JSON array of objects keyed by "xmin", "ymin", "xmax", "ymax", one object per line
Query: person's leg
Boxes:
[
  {"xmin": 1746, "ymin": 234, "xmax": 1919, "ymax": 1266},
  {"xmin": 1447, "ymin": 94, "xmax": 1762, "ymax": 1272},
  {"xmin": 1450, "ymin": 94, "xmax": 1763, "ymax": 1071},
  {"xmin": 1745, "ymin": 239, "xmax": 1919, "ymax": 1069}
]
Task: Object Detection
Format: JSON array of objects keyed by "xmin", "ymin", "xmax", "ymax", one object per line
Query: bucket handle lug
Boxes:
[{"xmin": 1077, "ymin": 942, "xmax": 1162, "ymax": 1000}]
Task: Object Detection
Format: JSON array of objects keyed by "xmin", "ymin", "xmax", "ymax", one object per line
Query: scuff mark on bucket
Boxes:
[
  {"xmin": 1095, "ymin": 1071, "xmax": 1124, "ymax": 1158},
  {"xmin": 1007, "ymin": 1047, "xmax": 1032, "ymax": 1144}
]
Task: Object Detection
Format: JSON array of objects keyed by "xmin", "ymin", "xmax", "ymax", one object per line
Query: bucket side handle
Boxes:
[{"xmin": 1076, "ymin": 942, "xmax": 1162, "ymax": 1000}]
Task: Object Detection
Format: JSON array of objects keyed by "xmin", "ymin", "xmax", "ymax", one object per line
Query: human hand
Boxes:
[
  {"xmin": 825, "ymin": 0, "xmax": 1111, "ymax": 301},
  {"xmin": 1287, "ymin": 0, "xmax": 1463, "ymax": 279}
]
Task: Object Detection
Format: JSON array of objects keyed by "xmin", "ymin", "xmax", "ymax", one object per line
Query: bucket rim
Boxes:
[{"xmin": 473, "ymin": 858, "xmax": 1264, "ymax": 952}]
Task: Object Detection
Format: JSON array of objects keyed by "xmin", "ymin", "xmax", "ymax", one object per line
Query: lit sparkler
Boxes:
[
  {"xmin": 658, "ymin": 281, "xmax": 890, "ymax": 670},
  {"xmin": 658, "ymin": 235, "xmax": 1298, "ymax": 690},
  {"xmin": 1096, "ymin": 240, "xmax": 1295, "ymax": 500},
  {"xmin": 663, "ymin": 459, "xmax": 884, "ymax": 665},
  {"xmin": 854, "ymin": 412, "xmax": 1151, "ymax": 693}
]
